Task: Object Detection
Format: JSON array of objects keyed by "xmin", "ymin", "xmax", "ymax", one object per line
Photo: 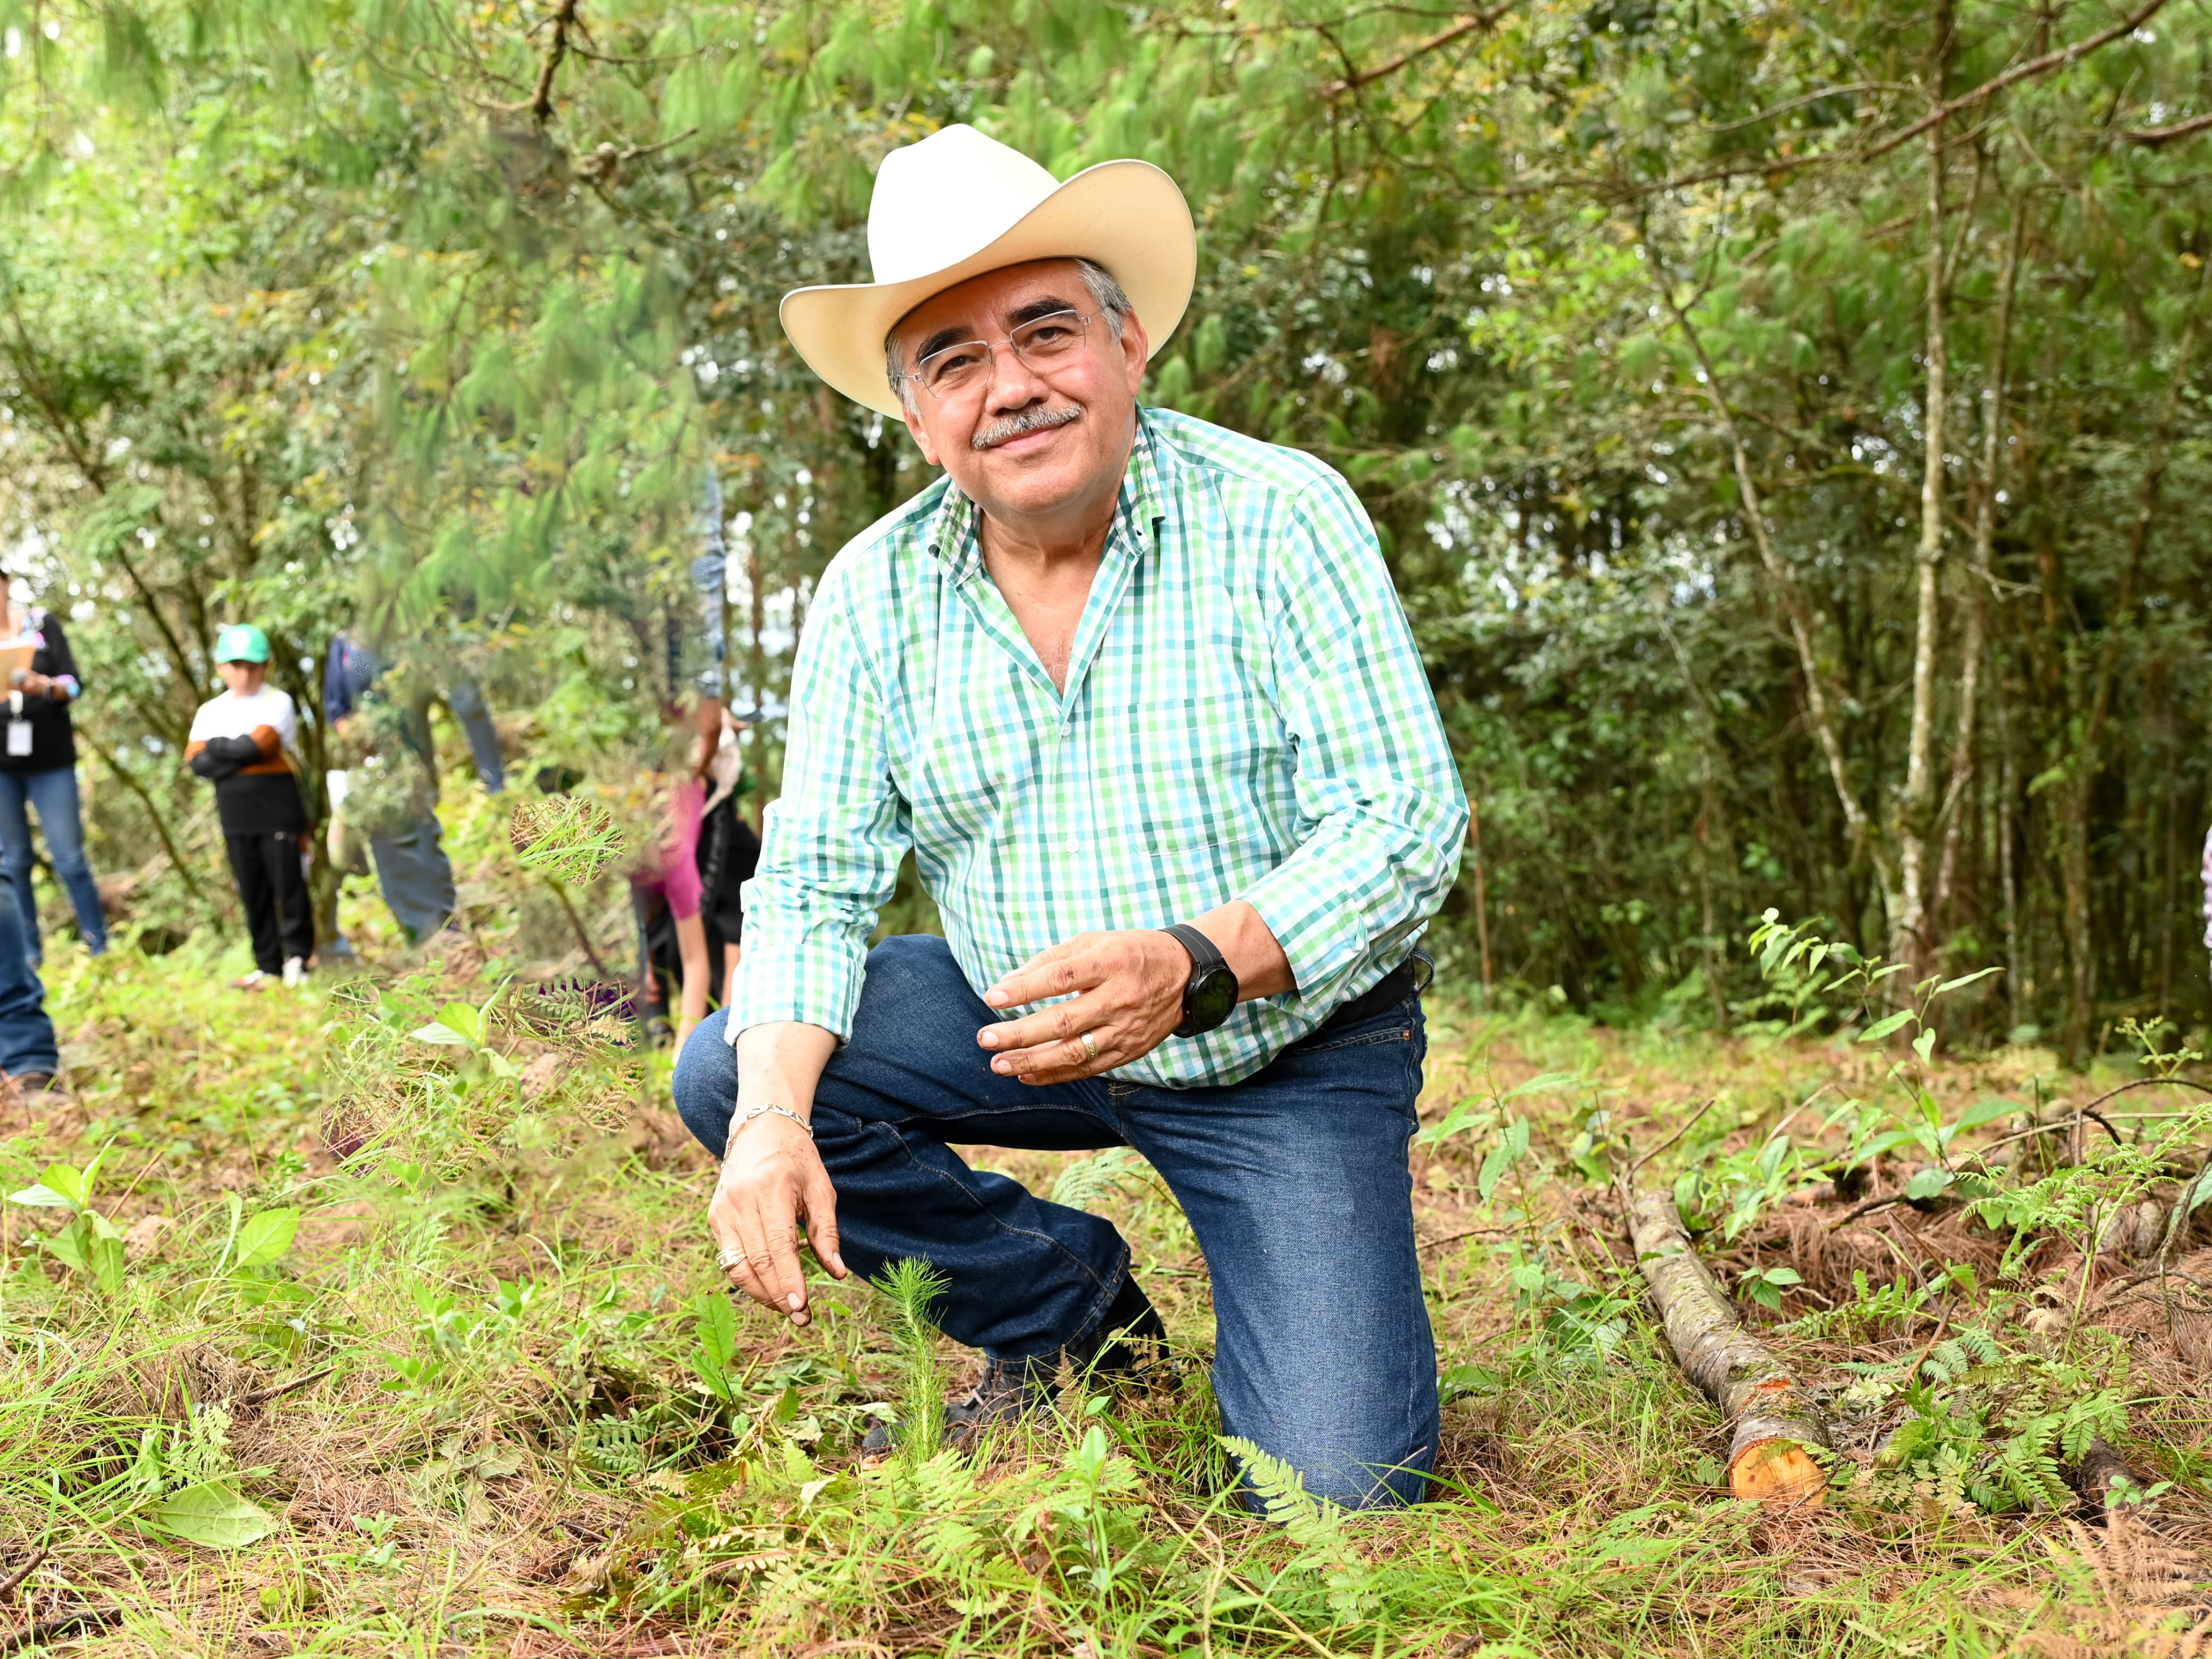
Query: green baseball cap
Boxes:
[{"xmin": 212, "ymin": 624, "xmax": 270, "ymax": 665}]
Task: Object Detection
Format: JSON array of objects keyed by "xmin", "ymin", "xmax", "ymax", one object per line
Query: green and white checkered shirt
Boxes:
[{"xmin": 730, "ymin": 407, "xmax": 1467, "ymax": 1088}]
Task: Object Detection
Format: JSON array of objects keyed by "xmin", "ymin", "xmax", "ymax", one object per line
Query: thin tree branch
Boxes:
[
  {"xmin": 0, "ymin": 1548, "xmax": 46, "ymax": 1602},
  {"xmin": 1322, "ymin": 5, "xmax": 1512, "ymax": 98},
  {"xmin": 2126, "ymin": 109, "xmax": 2212, "ymax": 147},
  {"xmin": 80, "ymin": 733, "xmax": 203, "ymax": 899},
  {"xmin": 0, "ymin": 1608, "xmax": 121, "ymax": 1656},
  {"xmin": 1862, "ymin": 0, "xmax": 2173, "ymax": 163},
  {"xmin": 1628, "ymin": 1096, "xmax": 1721, "ymax": 1180},
  {"xmin": 1643, "ymin": 224, "xmax": 1895, "ymax": 905},
  {"xmin": 494, "ymin": 0, "xmax": 582, "ymax": 127},
  {"xmin": 545, "ymin": 876, "xmax": 612, "ymax": 981}
]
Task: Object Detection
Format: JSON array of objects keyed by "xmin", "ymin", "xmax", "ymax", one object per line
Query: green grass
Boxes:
[{"xmin": 2, "ymin": 842, "xmax": 2206, "ymax": 1654}]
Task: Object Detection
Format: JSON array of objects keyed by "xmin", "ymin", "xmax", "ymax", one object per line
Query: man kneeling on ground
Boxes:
[{"xmin": 674, "ymin": 126, "xmax": 1467, "ymax": 1509}]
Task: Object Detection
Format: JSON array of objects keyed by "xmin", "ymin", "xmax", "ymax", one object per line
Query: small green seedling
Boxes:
[
  {"xmin": 9, "ymin": 1144, "xmax": 125, "ymax": 1292},
  {"xmin": 410, "ymin": 984, "xmax": 521, "ymax": 1078},
  {"xmin": 1735, "ymin": 1264, "xmax": 1803, "ymax": 1312},
  {"xmin": 350, "ymin": 1512, "xmax": 401, "ymax": 1569}
]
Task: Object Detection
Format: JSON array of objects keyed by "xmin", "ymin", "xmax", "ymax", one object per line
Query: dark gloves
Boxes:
[{"xmin": 189, "ymin": 734, "xmax": 262, "ymax": 781}]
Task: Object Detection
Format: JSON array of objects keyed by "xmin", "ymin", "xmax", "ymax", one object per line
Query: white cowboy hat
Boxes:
[{"xmin": 779, "ymin": 124, "xmax": 1195, "ymax": 418}]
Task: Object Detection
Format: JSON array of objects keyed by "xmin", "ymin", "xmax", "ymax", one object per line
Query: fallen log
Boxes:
[{"xmin": 1624, "ymin": 1182, "xmax": 1834, "ymax": 1508}]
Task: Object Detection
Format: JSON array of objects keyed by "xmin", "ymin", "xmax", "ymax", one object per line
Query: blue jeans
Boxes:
[
  {"xmin": 447, "ymin": 677, "xmax": 506, "ymax": 793},
  {"xmin": 674, "ymin": 934, "xmax": 1437, "ymax": 1509},
  {"xmin": 0, "ymin": 766, "xmax": 107, "ymax": 964},
  {"xmin": 0, "ymin": 878, "xmax": 58, "ymax": 1077},
  {"xmin": 368, "ymin": 814, "xmax": 457, "ymax": 942}
]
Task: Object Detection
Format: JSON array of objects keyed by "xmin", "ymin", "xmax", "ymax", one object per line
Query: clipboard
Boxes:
[{"xmin": 0, "ymin": 642, "xmax": 33, "ymax": 686}]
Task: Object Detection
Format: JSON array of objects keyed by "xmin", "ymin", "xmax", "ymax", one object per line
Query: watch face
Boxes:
[{"xmin": 1187, "ymin": 966, "xmax": 1238, "ymax": 1033}]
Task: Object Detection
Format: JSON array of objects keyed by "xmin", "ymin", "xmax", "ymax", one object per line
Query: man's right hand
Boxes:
[{"xmin": 708, "ymin": 1111, "xmax": 847, "ymax": 1326}]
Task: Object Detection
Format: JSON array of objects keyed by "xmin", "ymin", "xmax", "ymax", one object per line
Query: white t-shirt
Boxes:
[{"xmin": 189, "ymin": 685, "xmax": 299, "ymax": 757}]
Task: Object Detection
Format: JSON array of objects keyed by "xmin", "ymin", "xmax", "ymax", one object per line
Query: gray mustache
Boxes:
[{"xmin": 972, "ymin": 404, "xmax": 1082, "ymax": 451}]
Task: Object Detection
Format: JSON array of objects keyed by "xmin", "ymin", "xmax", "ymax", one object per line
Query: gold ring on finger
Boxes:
[
  {"xmin": 717, "ymin": 1246, "xmax": 745, "ymax": 1271},
  {"xmin": 1080, "ymin": 1029, "xmax": 1100, "ymax": 1062}
]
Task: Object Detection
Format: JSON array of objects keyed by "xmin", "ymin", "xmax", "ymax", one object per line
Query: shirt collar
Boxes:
[{"xmin": 925, "ymin": 404, "xmax": 1170, "ymax": 582}]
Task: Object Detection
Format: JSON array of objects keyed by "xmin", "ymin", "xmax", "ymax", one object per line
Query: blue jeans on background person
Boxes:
[
  {"xmin": 0, "ymin": 766, "xmax": 108, "ymax": 966},
  {"xmin": 447, "ymin": 677, "xmax": 506, "ymax": 794},
  {"xmin": 0, "ymin": 878, "xmax": 60, "ymax": 1079},
  {"xmin": 367, "ymin": 813, "xmax": 458, "ymax": 943},
  {"xmin": 674, "ymin": 933, "xmax": 1438, "ymax": 1510}
]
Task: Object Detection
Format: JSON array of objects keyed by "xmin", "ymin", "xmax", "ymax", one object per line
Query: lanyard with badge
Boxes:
[{"xmin": 2, "ymin": 633, "xmax": 35, "ymax": 758}]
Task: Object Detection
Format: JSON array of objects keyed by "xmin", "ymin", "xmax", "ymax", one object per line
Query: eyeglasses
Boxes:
[{"xmin": 912, "ymin": 309, "xmax": 1095, "ymax": 400}]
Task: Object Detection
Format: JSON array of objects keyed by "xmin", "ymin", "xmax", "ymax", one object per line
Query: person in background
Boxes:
[
  {"xmin": 631, "ymin": 472, "xmax": 738, "ymax": 1038},
  {"xmin": 322, "ymin": 632, "xmax": 504, "ymax": 944},
  {"xmin": 631, "ymin": 764, "xmax": 710, "ymax": 1051},
  {"xmin": 639, "ymin": 710, "xmax": 758, "ymax": 1021},
  {"xmin": 189, "ymin": 625, "xmax": 313, "ymax": 988},
  {"xmin": 702, "ymin": 711, "xmax": 760, "ymax": 995},
  {"xmin": 0, "ymin": 573, "xmax": 107, "ymax": 967},
  {"xmin": 0, "ymin": 879, "xmax": 62, "ymax": 1109}
]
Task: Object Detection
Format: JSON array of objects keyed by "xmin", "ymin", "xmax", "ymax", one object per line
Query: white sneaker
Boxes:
[{"xmin": 282, "ymin": 957, "xmax": 307, "ymax": 987}]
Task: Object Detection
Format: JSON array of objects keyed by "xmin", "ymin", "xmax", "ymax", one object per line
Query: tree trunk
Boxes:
[
  {"xmin": 1893, "ymin": 5, "xmax": 1958, "ymax": 980},
  {"xmin": 1934, "ymin": 198, "xmax": 2027, "ymax": 949},
  {"xmin": 2060, "ymin": 265, "xmax": 2208, "ymax": 1056},
  {"xmin": 1623, "ymin": 1183, "xmax": 1832, "ymax": 1507},
  {"xmin": 1646, "ymin": 237, "xmax": 1897, "ymax": 922}
]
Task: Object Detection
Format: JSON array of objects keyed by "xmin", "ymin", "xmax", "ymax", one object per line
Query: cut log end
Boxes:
[{"xmin": 1728, "ymin": 1437, "xmax": 1828, "ymax": 1509}]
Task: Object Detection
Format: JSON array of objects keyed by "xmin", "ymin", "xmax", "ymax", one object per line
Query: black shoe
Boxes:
[
  {"xmin": 9, "ymin": 1071, "xmax": 60, "ymax": 1105},
  {"xmin": 861, "ymin": 1276, "xmax": 1169, "ymax": 1456}
]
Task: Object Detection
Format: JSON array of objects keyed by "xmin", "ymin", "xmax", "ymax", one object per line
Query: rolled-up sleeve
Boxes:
[
  {"xmin": 1234, "ymin": 473, "xmax": 1468, "ymax": 1012},
  {"xmin": 726, "ymin": 564, "xmax": 907, "ymax": 1043}
]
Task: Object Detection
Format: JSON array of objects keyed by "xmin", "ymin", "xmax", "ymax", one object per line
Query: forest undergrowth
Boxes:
[{"xmin": 4, "ymin": 805, "xmax": 2212, "ymax": 1655}]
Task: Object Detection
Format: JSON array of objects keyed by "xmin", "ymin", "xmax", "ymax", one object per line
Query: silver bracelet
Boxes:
[{"xmin": 726, "ymin": 1102, "xmax": 813, "ymax": 1152}]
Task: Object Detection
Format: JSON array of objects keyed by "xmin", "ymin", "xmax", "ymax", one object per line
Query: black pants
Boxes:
[{"xmin": 225, "ymin": 831, "xmax": 314, "ymax": 974}]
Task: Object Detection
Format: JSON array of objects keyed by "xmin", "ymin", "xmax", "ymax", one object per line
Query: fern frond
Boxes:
[
  {"xmin": 1050, "ymin": 1146, "xmax": 1161, "ymax": 1211},
  {"xmin": 1218, "ymin": 1434, "xmax": 1353, "ymax": 1557}
]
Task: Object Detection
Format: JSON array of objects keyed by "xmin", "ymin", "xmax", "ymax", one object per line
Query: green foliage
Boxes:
[
  {"xmin": 1791, "ymin": 1265, "xmax": 1976, "ymax": 1343},
  {"xmin": 508, "ymin": 794, "xmax": 630, "ymax": 887},
  {"xmin": 1674, "ymin": 1127, "xmax": 1815, "ymax": 1243},
  {"xmin": 1733, "ymin": 911, "xmax": 1898, "ymax": 1040},
  {"xmin": 2, "ymin": 922, "xmax": 2185, "ymax": 1652},
  {"xmin": 0, "ymin": 0, "xmax": 2198, "ymax": 1038},
  {"xmin": 1855, "ymin": 1336, "xmax": 2131, "ymax": 1518},
  {"xmin": 1220, "ymin": 1436, "xmax": 1378, "ymax": 1621},
  {"xmin": 9, "ymin": 1145, "xmax": 126, "ymax": 1292},
  {"xmin": 137, "ymin": 1479, "xmax": 281, "ymax": 1549},
  {"xmin": 876, "ymin": 1256, "xmax": 951, "ymax": 1467},
  {"xmin": 1735, "ymin": 1264, "xmax": 1803, "ymax": 1313}
]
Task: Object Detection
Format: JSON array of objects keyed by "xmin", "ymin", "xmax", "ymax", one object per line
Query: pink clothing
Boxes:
[{"xmin": 632, "ymin": 777, "xmax": 703, "ymax": 921}]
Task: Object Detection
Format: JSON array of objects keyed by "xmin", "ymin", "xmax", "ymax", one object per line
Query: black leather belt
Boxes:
[{"xmin": 1311, "ymin": 951, "xmax": 1431, "ymax": 1037}]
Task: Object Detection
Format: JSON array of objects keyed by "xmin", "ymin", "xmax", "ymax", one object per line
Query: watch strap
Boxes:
[
  {"xmin": 1161, "ymin": 923, "xmax": 1228, "ymax": 978},
  {"xmin": 1162, "ymin": 923, "xmax": 1238, "ymax": 1037}
]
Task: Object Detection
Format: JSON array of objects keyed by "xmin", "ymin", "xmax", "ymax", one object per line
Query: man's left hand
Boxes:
[{"xmin": 977, "ymin": 930, "xmax": 1191, "ymax": 1083}]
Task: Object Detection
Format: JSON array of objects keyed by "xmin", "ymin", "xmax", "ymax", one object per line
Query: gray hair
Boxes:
[{"xmin": 885, "ymin": 258, "xmax": 1132, "ymax": 412}]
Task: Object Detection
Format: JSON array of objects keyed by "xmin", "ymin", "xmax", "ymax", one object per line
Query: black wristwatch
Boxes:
[{"xmin": 1162, "ymin": 923, "xmax": 1239, "ymax": 1038}]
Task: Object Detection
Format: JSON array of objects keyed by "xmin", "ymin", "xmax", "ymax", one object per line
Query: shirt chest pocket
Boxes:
[{"xmin": 1116, "ymin": 686, "xmax": 1288, "ymax": 858}]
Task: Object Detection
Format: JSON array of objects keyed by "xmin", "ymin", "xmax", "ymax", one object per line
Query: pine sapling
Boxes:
[{"xmin": 877, "ymin": 1257, "xmax": 951, "ymax": 1467}]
